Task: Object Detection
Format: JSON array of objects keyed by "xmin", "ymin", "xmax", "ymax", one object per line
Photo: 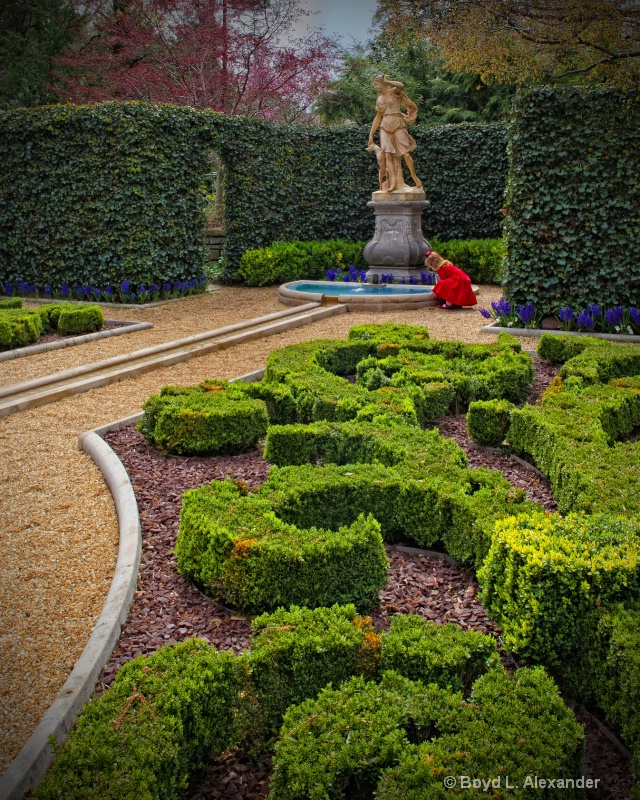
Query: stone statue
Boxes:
[{"xmin": 368, "ymin": 74, "xmax": 424, "ymax": 197}]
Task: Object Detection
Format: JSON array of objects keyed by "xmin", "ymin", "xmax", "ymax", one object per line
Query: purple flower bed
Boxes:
[
  {"xmin": 0, "ymin": 275, "xmax": 208, "ymax": 305},
  {"xmin": 479, "ymin": 299, "xmax": 640, "ymax": 336}
]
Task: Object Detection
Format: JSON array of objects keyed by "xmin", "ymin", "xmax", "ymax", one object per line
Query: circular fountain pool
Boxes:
[{"xmin": 279, "ymin": 280, "xmax": 443, "ymax": 311}]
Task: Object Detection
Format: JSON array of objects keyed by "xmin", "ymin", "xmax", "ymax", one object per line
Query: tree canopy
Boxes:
[
  {"xmin": 374, "ymin": 0, "xmax": 640, "ymax": 88},
  {"xmin": 314, "ymin": 37, "xmax": 515, "ymax": 126},
  {"xmin": 0, "ymin": 0, "xmax": 81, "ymax": 109},
  {"xmin": 52, "ymin": 0, "xmax": 337, "ymax": 121}
]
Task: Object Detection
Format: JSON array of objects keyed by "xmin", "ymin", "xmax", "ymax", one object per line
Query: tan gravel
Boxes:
[{"xmin": 0, "ymin": 284, "xmax": 539, "ymax": 773}]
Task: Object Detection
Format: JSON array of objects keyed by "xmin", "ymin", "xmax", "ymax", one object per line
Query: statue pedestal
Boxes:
[{"xmin": 363, "ymin": 198, "xmax": 431, "ymax": 281}]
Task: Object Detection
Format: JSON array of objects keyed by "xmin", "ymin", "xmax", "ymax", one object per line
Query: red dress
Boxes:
[{"xmin": 432, "ymin": 264, "xmax": 477, "ymax": 307}]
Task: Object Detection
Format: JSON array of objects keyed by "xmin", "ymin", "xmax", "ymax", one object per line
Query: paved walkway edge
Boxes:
[
  {"xmin": 0, "ymin": 321, "xmax": 153, "ymax": 362},
  {"xmin": 0, "ymin": 367, "xmax": 266, "ymax": 798},
  {"xmin": 0, "ymin": 434, "xmax": 142, "ymax": 800},
  {"xmin": 481, "ymin": 321, "xmax": 640, "ymax": 342}
]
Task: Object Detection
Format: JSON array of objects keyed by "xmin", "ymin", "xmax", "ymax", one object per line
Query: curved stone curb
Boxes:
[
  {"xmin": 0, "ymin": 367, "xmax": 266, "ymax": 798},
  {"xmin": 0, "ymin": 303, "xmax": 321, "ymax": 404},
  {"xmin": 392, "ymin": 543, "xmax": 460, "ymax": 567},
  {"xmin": 0, "ymin": 321, "xmax": 153, "ymax": 362},
  {"xmin": 481, "ymin": 320, "xmax": 640, "ymax": 343},
  {"xmin": 0, "ymin": 434, "xmax": 142, "ymax": 800}
]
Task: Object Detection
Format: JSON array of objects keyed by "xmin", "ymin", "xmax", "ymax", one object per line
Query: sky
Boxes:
[{"xmin": 292, "ymin": 0, "xmax": 378, "ymax": 46}]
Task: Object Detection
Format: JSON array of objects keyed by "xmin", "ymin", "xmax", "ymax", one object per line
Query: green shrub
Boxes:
[
  {"xmin": 379, "ymin": 615, "xmax": 499, "ymax": 695},
  {"xmin": 479, "ymin": 512, "xmax": 640, "ymax": 666},
  {"xmin": 431, "ymin": 236, "xmax": 505, "ymax": 284},
  {"xmin": 0, "ymin": 308, "xmax": 42, "ymax": 349},
  {"xmin": 42, "ymin": 302, "xmax": 73, "ymax": 330},
  {"xmin": 247, "ymin": 604, "xmax": 380, "ymax": 734},
  {"xmin": 272, "ymin": 667, "xmax": 584, "ymax": 800},
  {"xmin": 237, "ymin": 237, "xmax": 505, "ymax": 286},
  {"xmin": 507, "ymin": 377, "xmax": 640, "ymax": 514},
  {"xmin": 444, "ymin": 467, "xmax": 537, "ymax": 569},
  {"xmin": 503, "ymin": 87, "xmax": 640, "ymax": 312},
  {"xmin": 537, "ymin": 333, "xmax": 602, "ymax": 364},
  {"xmin": 34, "ymin": 640, "xmax": 243, "ymax": 800},
  {"xmin": 266, "ymin": 462, "xmax": 449, "ymax": 548},
  {"xmin": 57, "ymin": 305, "xmax": 104, "ymax": 335},
  {"xmin": 238, "ymin": 239, "xmax": 367, "ymax": 286},
  {"xmin": 0, "ymin": 297, "xmax": 22, "ymax": 308},
  {"xmin": 467, "ymin": 398, "xmax": 515, "ymax": 446},
  {"xmin": 560, "ymin": 342, "xmax": 640, "ymax": 385},
  {"xmin": 593, "ymin": 604, "xmax": 640, "ymax": 762},
  {"xmin": 138, "ymin": 382, "xmax": 268, "ymax": 456},
  {"xmin": 176, "ymin": 479, "xmax": 388, "ymax": 612},
  {"xmin": 376, "ymin": 666, "xmax": 585, "ymax": 800},
  {"xmin": 270, "ymin": 672, "xmax": 461, "ymax": 800}
]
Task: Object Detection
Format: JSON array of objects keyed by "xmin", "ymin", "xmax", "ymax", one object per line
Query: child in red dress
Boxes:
[{"xmin": 425, "ymin": 250, "xmax": 477, "ymax": 309}]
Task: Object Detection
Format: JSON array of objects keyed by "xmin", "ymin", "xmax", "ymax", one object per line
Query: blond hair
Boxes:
[{"xmin": 425, "ymin": 251, "xmax": 453, "ymax": 270}]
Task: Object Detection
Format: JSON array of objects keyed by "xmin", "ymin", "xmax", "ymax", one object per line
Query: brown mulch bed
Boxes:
[{"xmin": 99, "ymin": 354, "xmax": 632, "ymax": 800}]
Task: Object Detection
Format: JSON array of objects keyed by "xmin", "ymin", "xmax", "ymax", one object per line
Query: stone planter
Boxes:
[{"xmin": 481, "ymin": 320, "xmax": 640, "ymax": 343}]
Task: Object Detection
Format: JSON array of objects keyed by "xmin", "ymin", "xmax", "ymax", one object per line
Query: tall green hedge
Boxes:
[
  {"xmin": 213, "ymin": 118, "xmax": 507, "ymax": 281},
  {"xmin": 0, "ymin": 102, "xmax": 212, "ymax": 290},
  {"xmin": 503, "ymin": 87, "xmax": 640, "ymax": 311},
  {"xmin": 0, "ymin": 103, "xmax": 506, "ymax": 287}
]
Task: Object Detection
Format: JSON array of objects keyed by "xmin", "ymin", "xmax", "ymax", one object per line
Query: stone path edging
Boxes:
[
  {"xmin": 481, "ymin": 320, "xmax": 640, "ymax": 343},
  {"xmin": 0, "ymin": 303, "xmax": 337, "ymax": 418},
  {"xmin": 0, "ymin": 321, "xmax": 153, "ymax": 363},
  {"xmin": 0, "ymin": 433, "xmax": 142, "ymax": 800},
  {"xmin": 0, "ymin": 368, "xmax": 265, "ymax": 799}
]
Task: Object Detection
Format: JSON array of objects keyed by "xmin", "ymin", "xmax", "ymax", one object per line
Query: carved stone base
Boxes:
[
  {"xmin": 371, "ymin": 187, "xmax": 427, "ymax": 202},
  {"xmin": 363, "ymin": 200, "xmax": 430, "ymax": 281}
]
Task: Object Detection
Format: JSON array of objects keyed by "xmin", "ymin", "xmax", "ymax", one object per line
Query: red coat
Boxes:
[{"xmin": 433, "ymin": 264, "xmax": 477, "ymax": 306}]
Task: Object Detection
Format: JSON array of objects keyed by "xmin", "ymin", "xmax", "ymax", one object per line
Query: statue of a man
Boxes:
[{"xmin": 368, "ymin": 74, "xmax": 423, "ymax": 193}]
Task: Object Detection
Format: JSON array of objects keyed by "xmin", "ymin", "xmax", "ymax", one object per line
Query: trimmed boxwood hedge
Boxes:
[
  {"xmin": 573, "ymin": 602, "xmax": 640, "ymax": 786},
  {"xmin": 479, "ymin": 512, "xmax": 640, "ymax": 666},
  {"xmin": 40, "ymin": 322, "xmax": 640, "ymax": 795},
  {"xmin": 466, "ymin": 398, "xmax": 516, "ymax": 446},
  {"xmin": 271, "ymin": 667, "xmax": 584, "ymax": 800},
  {"xmin": 246, "ymin": 604, "xmax": 381, "ymax": 736},
  {"xmin": 237, "ymin": 236, "xmax": 505, "ymax": 287},
  {"xmin": 503, "ymin": 87, "xmax": 640, "ymax": 312},
  {"xmin": 35, "ymin": 606, "xmax": 583, "ymax": 800},
  {"xmin": 379, "ymin": 614, "xmax": 499, "ymax": 695},
  {"xmin": 34, "ymin": 639, "xmax": 243, "ymax": 800},
  {"xmin": 0, "ymin": 302, "xmax": 103, "ymax": 350},
  {"xmin": 171, "ymin": 326, "xmax": 537, "ymax": 609},
  {"xmin": 176, "ymin": 478, "xmax": 389, "ymax": 613}
]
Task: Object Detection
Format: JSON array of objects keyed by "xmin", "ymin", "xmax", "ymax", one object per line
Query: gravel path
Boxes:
[{"xmin": 0, "ymin": 283, "xmax": 527, "ymax": 772}]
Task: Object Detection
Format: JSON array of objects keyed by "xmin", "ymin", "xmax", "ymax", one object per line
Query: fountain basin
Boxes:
[{"xmin": 278, "ymin": 280, "xmax": 440, "ymax": 311}]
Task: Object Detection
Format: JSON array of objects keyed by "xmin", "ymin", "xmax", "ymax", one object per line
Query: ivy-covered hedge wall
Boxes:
[
  {"xmin": 0, "ymin": 102, "xmax": 212, "ymax": 291},
  {"xmin": 213, "ymin": 119, "xmax": 507, "ymax": 281},
  {"xmin": 503, "ymin": 87, "xmax": 640, "ymax": 312},
  {"xmin": 0, "ymin": 103, "xmax": 506, "ymax": 288}
]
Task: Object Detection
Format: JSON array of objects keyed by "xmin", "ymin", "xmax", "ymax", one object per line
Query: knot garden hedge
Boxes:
[{"xmin": 35, "ymin": 323, "xmax": 640, "ymax": 797}]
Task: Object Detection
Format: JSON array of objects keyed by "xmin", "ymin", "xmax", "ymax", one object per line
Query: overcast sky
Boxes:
[{"xmin": 292, "ymin": 0, "xmax": 378, "ymax": 45}]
